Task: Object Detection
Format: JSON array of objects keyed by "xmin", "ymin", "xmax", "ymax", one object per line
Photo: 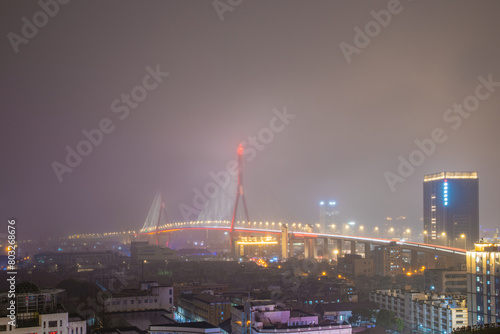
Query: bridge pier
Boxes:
[
  {"xmin": 323, "ymin": 237, "xmax": 330, "ymax": 259},
  {"xmin": 304, "ymin": 238, "xmax": 310, "ymax": 259},
  {"xmin": 337, "ymin": 239, "xmax": 344, "ymax": 255},
  {"xmin": 350, "ymin": 240, "xmax": 356, "ymax": 255},
  {"xmin": 411, "ymin": 250, "xmax": 418, "ymax": 272},
  {"xmin": 364, "ymin": 242, "xmax": 371, "ymax": 258},
  {"xmin": 304, "ymin": 237, "xmax": 317, "ymax": 259},
  {"xmin": 281, "ymin": 226, "xmax": 289, "ymax": 260}
]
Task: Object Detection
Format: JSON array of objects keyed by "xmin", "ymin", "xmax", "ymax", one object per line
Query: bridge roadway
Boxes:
[{"xmin": 144, "ymin": 225, "xmax": 466, "ymax": 260}]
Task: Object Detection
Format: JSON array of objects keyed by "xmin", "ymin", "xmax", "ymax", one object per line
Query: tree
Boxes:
[
  {"xmin": 350, "ymin": 308, "xmax": 373, "ymax": 325},
  {"xmin": 348, "ymin": 312, "xmax": 361, "ymax": 325},
  {"xmin": 376, "ymin": 309, "xmax": 395, "ymax": 329},
  {"xmin": 376, "ymin": 309, "xmax": 405, "ymax": 332},
  {"xmin": 394, "ymin": 317, "xmax": 405, "ymax": 331},
  {"xmin": 16, "ymin": 281, "xmax": 40, "ymax": 293},
  {"xmin": 359, "ymin": 308, "xmax": 373, "ymax": 323}
]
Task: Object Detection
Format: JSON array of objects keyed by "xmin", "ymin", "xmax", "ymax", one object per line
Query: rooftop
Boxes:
[
  {"xmin": 151, "ymin": 321, "xmax": 218, "ymax": 329},
  {"xmin": 93, "ymin": 326, "xmax": 143, "ymax": 334},
  {"xmin": 290, "ymin": 309, "xmax": 317, "ymax": 317},
  {"xmin": 424, "ymin": 171, "xmax": 477, "ymax": 182},
  {"xmin": 473, "ymin": 241, "xmax": 500, "ymax": 252},
  {"xmin": 247, "ymin": 300, "xmax": 275, "ymax": 307},
  {"xmin": 316, "ymin": 302, "xmax": 378, "ymax": 313},
  {"xmin": 192, "ymin": 294, "xmax": 230, "ymax": 304},
  {"xmin": 106, "ymin": 288, "xmax": 152, "ymax": 298}
]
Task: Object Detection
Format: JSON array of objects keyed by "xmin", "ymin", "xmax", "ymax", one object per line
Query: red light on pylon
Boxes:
[{"xmin": 237, "ymin": 144, "xmax": 243, "ymax": 155}]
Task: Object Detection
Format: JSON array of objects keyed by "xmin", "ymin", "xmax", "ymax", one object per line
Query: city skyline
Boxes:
[{"xmin": 2, "ymin": 1, "xmax": 500, "ymax": 241}]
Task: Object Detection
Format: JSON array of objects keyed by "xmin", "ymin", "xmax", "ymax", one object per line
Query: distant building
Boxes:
[
  {"xmin": 301, "ymin": 277, "xmax": 358, "ymax": 305},
  {"xmin": 371, "ymin": 242, "xmax": 403, "ymax": 277},
  {"xmin": 103, "ymin": 282, "xmax": 173, "ymax": 313},
  {"xmin": 424, "ymin": 267, "xmax": 467, "ymax": 295},
  {"xmin": 314, "ymin": 302, "xmax": 378, "ymax": 323},
  {"xmin": 68, "ymin": 314, "xmax": 87, "ymax": 334},
  {"xmin": 466, "ymin": 241, "xmax": 500, "ymax": 326},
  {"xmin": 94, "ymin": 326, "xmax": 143, "ymax": 334},
  {"xmin": 231, "ymin": 300, "xmax": 351, "ymax": 334},
  {"xmin": 130, "ymin": 241, "xmax": 177, "ymax": 263},
  {"xmin": 173, "ymin": 283, "xmax": 228, "ymax": 305},
  {"xmin": 319, "ymin": 201, "xmax": 336, "ymax": 233},
  {"xmin": 0, "ymin": 288, "xmax": 86, "ymax": 334},
  {"xmin": 177, "ymin": 294, "xmax": 232, "ymax": 326},
  {"xmin": 338, "ymin": 254, "xmax": 374, "ymax": 278},
  {"xmin": 423, "ymin": 171, "xmax": 479, "ymax": 249},
  {"xmin": 370, "ymin": 289, "xmax": 467, "ymax": 333},
  {"xmin": 107, "ymin": 309, "xmax": 175, "ymax": 332},
  {"xmin": 33, "ymin": 250, "xmax": 122, "ymax": 269}
]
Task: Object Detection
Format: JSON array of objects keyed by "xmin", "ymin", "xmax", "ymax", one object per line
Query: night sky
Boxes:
[{"xmin": 2, "ymin": 0, "xmax": 500, "ymax": 240}]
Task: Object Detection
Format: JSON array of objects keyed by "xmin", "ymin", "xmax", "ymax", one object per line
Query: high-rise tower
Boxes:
[
  {"xmin": 423, "ymin": 171, "xmax": 479, "ymax": 249},
  {"xmin": 466, "ymin": 241, "xmax": 500, "ymax": 325},
  {"xmin": 319, "ymin": 201, "xmax": 336, "ymax": 233}
]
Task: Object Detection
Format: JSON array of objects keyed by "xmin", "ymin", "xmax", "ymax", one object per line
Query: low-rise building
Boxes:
[
  {"xmin": 314, "ymin": 302, "xmax": 378, "ymax": 323},
  {"xmin": 103, "ymin": 282, "xmax": 173, "ymax": 313},
  {"xmin": 177, "ymin": 294, "xmax": 232, "ymax": 326},
  {"xmin": 174, "ymin": 283, "xmax": 228, "ymax": 305},
  {"xmin": 0, "ymin": 288, "xmax": 86, "ymax": 334},
  {"xmin": 338, "ymin": 254, "xmax": 374, "ymax": 278},
  {"xmin": 149, "ymin": 321, "xmax": 221, "ymax": 334},
  {"xmin": 424, "ymin": 268, "xmax": 467, "ymax": 295},
  {"xmin": 131, "ymin": 242, "xmax": 177, "ymax": 263},
  {"xmin": 371, "ymin": 242, "xmax": 403, "ymax": 277},
  {"xmin": 33, "ymin": 250, "xmax": 122, "ymax": 268},
  {"xmin": 231, "ymin": 300, "xmax": 351, "ymax": 334},
  {"xmin": 370, "ymin": 289, "xmax": 467, "ymax": 333}
]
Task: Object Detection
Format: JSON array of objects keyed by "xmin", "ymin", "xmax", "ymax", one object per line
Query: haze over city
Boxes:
[{"xmin": 2, "ymin": 0, "xmax": 500, "ymax": 240}]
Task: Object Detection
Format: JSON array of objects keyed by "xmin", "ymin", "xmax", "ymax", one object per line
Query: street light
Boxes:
[
  {"xmin": 405, "ymin": 228, "xmax": 411, "ymax": 241},
  {"xmin": 461, "ymin": 234, "xmax": 466, "ymax": 250},
  {"xmin": 441, "ymin": 232, "xmax": 447, "ymax": 246},
  {"xmin": 348, "ymin": 222, "xmax": 355, "ymax": 236},
  {"xmin": 423, "ymin": 230, "xmax": 428, "ymax": 244}
]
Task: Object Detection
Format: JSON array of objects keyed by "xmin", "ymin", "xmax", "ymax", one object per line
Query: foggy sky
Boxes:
[{"xmin": 2, "ymin": 0, "xmax": 500, "ymax": 240}]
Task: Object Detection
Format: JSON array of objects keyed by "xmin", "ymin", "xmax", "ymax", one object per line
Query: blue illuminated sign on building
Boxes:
[{"xmin": 443, "ymin": 180, "xmax": 448, "ymax": 206}]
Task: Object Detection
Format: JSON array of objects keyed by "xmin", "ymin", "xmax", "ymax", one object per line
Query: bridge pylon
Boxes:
[{"xmin": 230, "ymin": 143, "xmax": 250, "ymax": 257}]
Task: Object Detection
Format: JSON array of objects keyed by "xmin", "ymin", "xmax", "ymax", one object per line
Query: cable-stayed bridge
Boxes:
[{"xmin": 69, "ymin": 144, "xmax": 466, "ymax": 269}]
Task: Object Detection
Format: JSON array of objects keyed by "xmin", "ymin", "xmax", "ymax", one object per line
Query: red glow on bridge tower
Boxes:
[{"xmin": 230, "ymin": 143, "xmax": 250, "ymax": 234}]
